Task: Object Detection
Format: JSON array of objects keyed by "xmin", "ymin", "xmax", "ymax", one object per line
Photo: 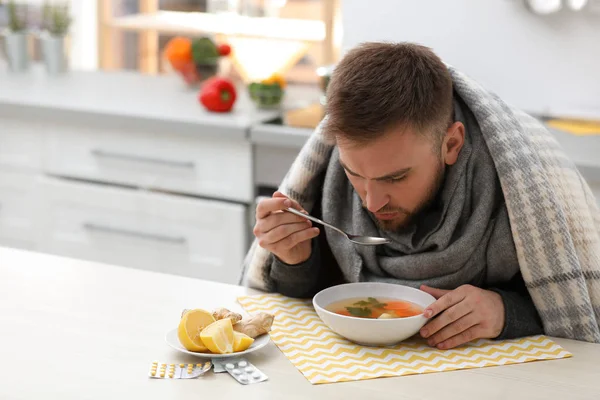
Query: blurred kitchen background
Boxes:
[{"xmin": 0, "ymin": 0, "xmax": 599, "ymax": 285}]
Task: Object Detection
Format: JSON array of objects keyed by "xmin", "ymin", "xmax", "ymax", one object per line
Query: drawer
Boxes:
[
  {"xmin": 0, "ymin": 170, "xmax": 40, "ymax": 250},
  {"xmin": 43, "ymin": 123, "xmax": 253, "ymax": 203},
  {"xmin": 36, "ymin": 176, "xmax": 248, "ymax": 284},
  {"xmin": 0, "ymin": 118, "xmax": 44, "ymax": 171}
]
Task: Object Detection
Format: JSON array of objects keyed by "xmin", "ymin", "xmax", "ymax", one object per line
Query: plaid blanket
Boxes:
[{"xmin": 240, "ymin": 66, "xmax": 600, "ymax": 343}]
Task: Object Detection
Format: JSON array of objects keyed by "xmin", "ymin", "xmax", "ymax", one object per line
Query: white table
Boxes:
[{"xmin": 1, "ymin": 246, "xmax": 599, "ymax": 400}]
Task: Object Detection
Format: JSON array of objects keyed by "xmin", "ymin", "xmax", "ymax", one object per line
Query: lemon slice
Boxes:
[
  {"xmin": 233, "ymin": 331, "xmax": 254, "ymax": 352},
  {"xmin": 200, "ymin": 318, "xmax": 234, "ymax": 354},
  {"xmin": 177, "ymin": 309, "xmax": 215, "ymax": 352}
]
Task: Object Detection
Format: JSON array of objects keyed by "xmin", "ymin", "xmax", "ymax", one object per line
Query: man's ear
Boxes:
[{"xmin": 442, "ymin": 122, "xmax": 465, "ymax": 166}]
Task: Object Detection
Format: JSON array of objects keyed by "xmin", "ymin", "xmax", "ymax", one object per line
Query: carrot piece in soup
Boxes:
[
  {"xmin": 384, "ymin": 302, "xmax": 422, "ymax": 317},
  {"xmin": 384, "ymin": 301, "xmax": 413, "ymax": 311}
]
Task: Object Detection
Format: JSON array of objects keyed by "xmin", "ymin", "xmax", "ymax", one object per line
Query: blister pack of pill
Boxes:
[
  {"xmin": 212, "ymin": 358, "xmax": 268, "ymax": 385},
  {"xmin": 148, "ymin": 361, "xmax": 211, "ymax": 379}
]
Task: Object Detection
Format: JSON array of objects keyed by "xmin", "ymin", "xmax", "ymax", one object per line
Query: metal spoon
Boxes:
[{"xmin": 285, "ymin": 207, "xmax": 391, "ymax": 246}]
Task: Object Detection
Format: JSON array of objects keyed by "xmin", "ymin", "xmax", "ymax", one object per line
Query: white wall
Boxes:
[
  {"xmin": 341, "ymin": 0, "xmax": 600, "ymax": 119},
  {"xmin": 69, "ymin": 0, "xmax": 98, "ymax": 70}
]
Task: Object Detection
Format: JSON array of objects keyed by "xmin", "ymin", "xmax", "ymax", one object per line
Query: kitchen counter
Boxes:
[
  {"xmin": 0, "ymin": 65, "xmax": 281, "ymax": 140},
  {"xmin": 2, "ymin": 245, "xmax": 600, "ymax": 400},
  {"xmin": 1, "ymin": 65, "xmax": 598, "ymax": 161},
  {"xmin": 0, "ymin": 66, "xmax": 287, "ymax": 282},
  {"xmin": 0, "ymin": 64, "xmax": 323, "ymax": 142},
  {"xmin": 250, "ymin": 119, "xmax": 314, "ymax": 148},
  {"xmin": 0, "ymin": 66, "xmax": 323, "ymax": 283}
]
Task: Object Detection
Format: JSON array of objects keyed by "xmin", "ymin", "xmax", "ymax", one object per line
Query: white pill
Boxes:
[
  {"xmin": 239, "ymin": 376, "xmax": 248, "ymax": 383},
  {"xmin": 238, "ymin": 361, "xmax": 248, "ymax": 367},
  {"xmin": 225, "ymin": 363, "xmax": 235, "ymax": 370},
  {"xmin": 232, "ymin": 369, "xmax": 242, "ymax": 375},
  {"xmin": 245, "ymin": 367, "xmax": 253, "ymax": 373},
  {"xmin": 252, "ymin": 372, "xmax": 261, "ymax": 379}
]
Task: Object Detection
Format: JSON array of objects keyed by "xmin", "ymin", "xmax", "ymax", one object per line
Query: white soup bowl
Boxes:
[{"xmin": 313, "ymin": 282, "xmax": 436, "ymax": 346}]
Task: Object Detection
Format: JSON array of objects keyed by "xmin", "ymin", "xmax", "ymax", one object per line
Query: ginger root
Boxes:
[
  {"xmin": 180, "ymin": 308, "xmax": 243, "ymax": 324},
  {"xmin": 212, "ymin": 308, "xmax": 242, "ymax": 324},
  {"xmin": 179, "ymin": 308, "xmax": 274, "ymax": 339},
  {"xmin": 233, "ymin": 312, "xmax": 274, "ymax": 338}
]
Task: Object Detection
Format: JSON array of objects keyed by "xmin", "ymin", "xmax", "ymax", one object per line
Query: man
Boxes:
[{"xmin": 242, "ymin": 42, "xmax": 600, "ymax": 347}]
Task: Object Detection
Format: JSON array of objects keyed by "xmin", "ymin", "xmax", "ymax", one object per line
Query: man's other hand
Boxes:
[{"xmin": 418, "ymin": 284, "xmax": 505, "ymax": 349}]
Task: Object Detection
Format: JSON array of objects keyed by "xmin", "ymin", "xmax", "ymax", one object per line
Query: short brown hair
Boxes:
[{"xmin": 324, "ymin": 42, "xmax": 453, "ymax": 146}]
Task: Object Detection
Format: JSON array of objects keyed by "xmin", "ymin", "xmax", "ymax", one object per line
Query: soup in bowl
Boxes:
[{"xmin": 313, "ymin": 282, "xmax": 436, "ymax": 346}]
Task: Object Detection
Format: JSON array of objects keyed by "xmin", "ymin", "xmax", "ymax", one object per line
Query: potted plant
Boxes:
[
  {"xmin": 3, "ymin": 0, "xmax": 29, "ymax": 72},
  {"xmin": 40, "ymin": 1, "xmax": 71, "ymax": 75}
]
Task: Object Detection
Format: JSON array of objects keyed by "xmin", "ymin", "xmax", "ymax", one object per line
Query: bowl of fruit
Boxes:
[
  {"xmin": 163, "ymin": 36, "xmax": 231, "ymax": 87},
  {"xmin": 248, "ymin": 73, "xmax": 286, "ymax": 109}
]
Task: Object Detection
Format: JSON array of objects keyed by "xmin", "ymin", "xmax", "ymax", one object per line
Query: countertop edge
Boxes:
[
  {"xmin": 0, "ymin": 100, "xmax": 280, "ymax": 140},
  {"xmin": 250, "ymin": 123, "xmax": 313, "ymax": 148}
]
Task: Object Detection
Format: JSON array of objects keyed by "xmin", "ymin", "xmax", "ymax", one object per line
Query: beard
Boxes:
[{"xmin": 364, "ymin": 161, "xmax": 446, "ymax": 233}]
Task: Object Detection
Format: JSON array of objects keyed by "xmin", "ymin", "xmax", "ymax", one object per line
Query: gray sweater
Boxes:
[{"xmin": 270, "ymin": 235, "xmax": 544, "ymax": 341}]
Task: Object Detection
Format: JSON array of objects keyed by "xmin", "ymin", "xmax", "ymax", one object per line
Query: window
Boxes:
[{"xmin": 98, "ymin": 0, "xmax": 341, "ymax": 84}]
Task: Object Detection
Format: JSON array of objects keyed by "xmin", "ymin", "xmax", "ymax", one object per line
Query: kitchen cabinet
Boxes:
[
  {"xmin": 0, "ymin": 118, "xmax": 252, "ymax": 284},
  {"xmin": 0, "ymin": 170, "xmax": 40, "ymax": 250},
  {"xmin": 0, "ymin": 67, "xmax": 285, "ymax": 285},
  {"xmin": 0, "ymin": 116, "xmax": 252, "ymax": 284},
  {"xmin": 36, "ymin": 176, "xmax": 246, "ymax": 282},
  {"xmin": 0, "ymin": 119, "xmax": 44, "ymax": 171},
  {"xmin": 44, "ymin": 121, "xmax": 253, "ymax": 203}
]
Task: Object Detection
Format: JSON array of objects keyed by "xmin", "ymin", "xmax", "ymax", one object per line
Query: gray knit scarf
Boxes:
[{"xmin": 321, "ymin": 98, "xmax": 520, "ymax": 289}]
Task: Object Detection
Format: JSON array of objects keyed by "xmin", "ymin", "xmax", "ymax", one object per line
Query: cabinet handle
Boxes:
[
  {"xmin": 91, "ymin": 149, "xmax": 195, "ymax": 169},
  {"xmin": 83, "ymin": 223, "xmax": 186, "ymax": 244}
]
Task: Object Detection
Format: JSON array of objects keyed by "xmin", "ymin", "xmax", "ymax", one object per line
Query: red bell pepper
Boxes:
[{"xmin": 198, "ymin": 77, "xmax": 237, "ymax": 113}]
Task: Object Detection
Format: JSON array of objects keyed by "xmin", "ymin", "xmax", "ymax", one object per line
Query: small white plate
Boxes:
[{"xmin": 164, "ymin": 329, "xmax": 270, "ymax": 359}]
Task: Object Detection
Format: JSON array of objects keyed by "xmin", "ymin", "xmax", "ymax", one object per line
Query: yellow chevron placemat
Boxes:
[{"xmin": 237, "ymin": 293, "xmax": 572, "ymax": 384}]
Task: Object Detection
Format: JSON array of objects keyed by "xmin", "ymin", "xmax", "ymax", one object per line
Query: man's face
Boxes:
[{"xmin": 337, "ymin": 123, "xmax": 463, "ymax": 232}]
